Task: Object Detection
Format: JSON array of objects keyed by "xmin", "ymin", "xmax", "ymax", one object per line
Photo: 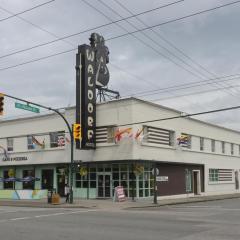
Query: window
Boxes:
[
  {"xmin": 209, "ymin": 169, "xmax": 218, "ymax": 182},
  {"xmin": 231, "ymin": 143, "xmax": 234, "ymax": 155},
  {"xmin": 200, "ymin": 137, "xmax": 204, "ymax": 151},
  {"xmin": 22, "ymin": 170, "xmax": 35, "ymax": 190},
  {"xmin": 185, "ymin": 169, "xmax": 192, "ymax": 192},
  {"xmin": 211, "ymin": 139, "xmax": 215, "ymax": 152},
  {"xmin": 75, "ymin": 166, "xmax": 96, "ymax": 189},
  {"xmin": 221, "ymin": 141, "xmax": 225, "ymax": 154},
  {"xmin": 209, "ymin": 169, "xmax": 233, "ymax": 182},
  {"xmin": 3, "ymin": 169, "xmax": 14, "ymax": 189},
  {"xmin": 7, "ymin": 138, "xmax": 13, "ymax": 152},
  {"xmin": 27, "ymin": 136, "xmax": 34, "ymax": 150},
  {"xmin": 50, "ymin": 131, "xmax": 65, "ymax": 148}
]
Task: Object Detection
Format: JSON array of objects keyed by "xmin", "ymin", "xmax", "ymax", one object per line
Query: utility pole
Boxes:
[{"xmin": 1, "ymin": 93, "xmax": 75, "ymax": 204}]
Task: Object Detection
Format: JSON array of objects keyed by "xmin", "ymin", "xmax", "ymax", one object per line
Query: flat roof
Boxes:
[{"xmin": 1, "ymin": 97, "xmax": 240, "ymax": 134}]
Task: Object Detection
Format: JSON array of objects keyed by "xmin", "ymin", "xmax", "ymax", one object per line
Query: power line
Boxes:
[
  {"xmin": 3, "ymin": 92, "xmax": 240, "ymax": 130},
  {"xmin": 0, "ymin": 3, "xmax": 73, "ymax": 47},
  {"xmin": 85, "ymin": 0, "xmax": 211, "ymax": 98},
  {"xmin": 112, "ymin": 0, "xmax": 238, "ymax": 98},
  {"xmin": 147, "ymin": 83, "xmax": 240, "ymax": 103},
  {"xmin": 113, "ymin": 0, "xmax": 220, "ymax": 78},
  {"xmin": 107, "ymin": 0, "xmax": 240, "ymax": 42},
  {"xmin": 121, "ymin": 74, "xmax": 240, "ymax": 98},
  {"xmin": 0, "ymin": 0, "xmax": 182, "ymax": 60},
  {"xmin": 0, "ymin": 0, "xmax": 55, "ymax": 22},
  {"xmin": 1, "ymin": 0, "xmax": 239, "ymax": 105},
  {"xmin": 0, "ymin": 0, "xmax": 238, "ymax": 62},
  {"xmin": 96, "ymin": 0, "xmax": 208, "ymax": 78},
  {"xmin": 97, "ymin": 0, "xmax": 237, "ymax": 103},
  {"xmin": 0, "ymin": 0, "xmax": 238, "ymax": 91},
  {"xmin": 118, "ymin": 102, "xmax": 240, "ymax": 128},
  {"xmin": 0, "ymin": 48, "xmax": 76, "ymax": 71},
  {"xmin": 104, "ymin": 1, "xmax": 240, "ymax": 98}
]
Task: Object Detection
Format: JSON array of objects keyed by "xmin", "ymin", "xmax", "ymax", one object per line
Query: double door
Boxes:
[{"xmin": 97, "ymin": 173, "xmax": 111, "ymax": 198}]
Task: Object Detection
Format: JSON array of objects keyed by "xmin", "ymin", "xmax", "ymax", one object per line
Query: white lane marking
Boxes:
[
  {"xmin": 169, "ymin": 206, "xmax": 222, "ymax": 210},
  {"xmin": 35, "ymin": 212, "xmax": 66, "ymax": 218},
  {"xmin": 173, "ymin": 205, "xmax": 222, "ymax": 208},
  {"xmin": 0, "ymin": 209, "xmax": 101, "ymax": 223},
  {"xmin": 35, "ymin": 209, "xmax": 100, "ymax": 218},
  {"xmin": 0, "ymin": 210, "xmax": 19, "ymax": 214},
  {"xmin": 11, "ymin": 217, "xmax": 31, "ymax": 221}
]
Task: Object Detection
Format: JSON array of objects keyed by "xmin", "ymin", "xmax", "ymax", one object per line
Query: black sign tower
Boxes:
[{"xmin": 76, "ymin": 33, "xmax": 119, "ymax": 150}]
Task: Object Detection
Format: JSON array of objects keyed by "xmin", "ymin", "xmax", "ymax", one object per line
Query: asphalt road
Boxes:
[{"xmin": 0, "ymin": 198, "xmax": 240, "ymax": 240}]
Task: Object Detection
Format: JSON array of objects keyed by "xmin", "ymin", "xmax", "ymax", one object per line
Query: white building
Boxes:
[{"xmin": 0, "ymin": 97, "xmax": 239, "ymax": 200}]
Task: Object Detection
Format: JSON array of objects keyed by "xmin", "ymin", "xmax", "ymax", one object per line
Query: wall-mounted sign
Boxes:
[
  {"xmin": 2, "ymin": 156, "xmax": 28, "ymax": 162},
  {"xmin": 156, "ymin": 176, "xmax": 169, "ymax": 182},
  {"xmin": 76, "ymin": 44, "xmax": 96, "ymax": 149},
  {"xmin": 151, "ymin": 168, "xmax": 160, "ymax": 176},
  {"xmin": 76, "ymin": 33, "xmax": 110, "ymax": 150}
]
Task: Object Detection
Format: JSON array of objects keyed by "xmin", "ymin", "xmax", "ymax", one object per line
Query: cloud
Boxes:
[{"xmin": 1, "ymin": 0, "xmax": 240, "ymax": 130}]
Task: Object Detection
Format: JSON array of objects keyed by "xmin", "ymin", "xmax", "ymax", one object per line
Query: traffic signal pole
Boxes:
[{"xmin": 1, "ymin": 93, "xmax": 75, "ymax": 204}]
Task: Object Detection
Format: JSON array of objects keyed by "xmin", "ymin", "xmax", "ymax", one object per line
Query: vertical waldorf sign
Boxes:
[
  {"xmin": 76, "ymin": 44, "xmax": 96, "ymax": 149},
  {"xmin": 76, "ymin": 33, "xmax": 110, "ymax": 150}
]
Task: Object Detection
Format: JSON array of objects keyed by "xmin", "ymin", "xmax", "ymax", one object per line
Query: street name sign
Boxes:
[{"xmin": 15, "ymin": 102, "xmax": 40, "ymax": 113}]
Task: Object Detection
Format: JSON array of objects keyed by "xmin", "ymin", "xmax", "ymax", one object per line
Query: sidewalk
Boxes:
[{"xmin": 0, "ymin": 193, "xmax": 240, "ymax": 210}]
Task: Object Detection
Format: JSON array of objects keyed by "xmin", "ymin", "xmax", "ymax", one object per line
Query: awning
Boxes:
[
  {"xmin": 17, "ymin": 176, "xmax": 40, "ymax": 182},
  {"xmin": 4, "ymin": 177, "xmax": 18, "ymax": 182}
]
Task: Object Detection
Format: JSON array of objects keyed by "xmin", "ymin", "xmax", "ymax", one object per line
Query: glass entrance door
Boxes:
[
  {"xmin": 97, "ymin": 174, "xmax": 111, "ymax": 198},
  {"xmin": 42, "ymin": 169, "xmax": 54, "ymax": 190}
]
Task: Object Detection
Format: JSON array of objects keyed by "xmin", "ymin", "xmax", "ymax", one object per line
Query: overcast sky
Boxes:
[{"xmin": 1, "ymin": 0, "xmax": 240, "ymax": 130}]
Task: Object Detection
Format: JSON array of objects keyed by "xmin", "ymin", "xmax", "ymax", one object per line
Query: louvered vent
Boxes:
[
  {"xmin": 146, "ymin": 126, "xmax": 174, "ymax": 146},
  {"xmin": 218, "ymin": 169, "xmax": 233, "ymax": 182},
  {"xmin": 96, "ymin": 126, "xmax": 115, "ymax": 144}
]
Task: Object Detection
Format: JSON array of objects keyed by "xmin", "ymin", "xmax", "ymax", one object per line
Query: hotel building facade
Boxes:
[{"xmin": 0, "ymin": 98, "xmax": 239, "ymax": 200}]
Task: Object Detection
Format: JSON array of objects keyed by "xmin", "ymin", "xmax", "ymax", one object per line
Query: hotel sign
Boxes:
[
  {"xmin": 76, "ymin": 33, "xmax": 110, "ymax": 150},
  {"xmin": 76, "ymin": 44, "xmax": 96, "ymax": 149}
]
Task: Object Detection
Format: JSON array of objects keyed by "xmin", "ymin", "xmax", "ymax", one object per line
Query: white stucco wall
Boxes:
[{"xmin": 1, "ymin": 97, "xmax": 240, "ymax": 196}]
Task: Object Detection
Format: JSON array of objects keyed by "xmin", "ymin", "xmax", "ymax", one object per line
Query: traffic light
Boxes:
[
  {"xmin": 0, "ymin": 93, "xmax": 4, "ymax": 116},
  {"xmin": 73, "ymin": 123, "xmax": 81, "ymax": 140}
]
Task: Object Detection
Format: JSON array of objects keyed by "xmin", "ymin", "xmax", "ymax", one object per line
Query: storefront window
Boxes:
[
  {"xmin": 22, "ymin": 170, "xmax": 35, "ymax": 189},
  {"xmin": 3, "ymin": 170, "xmax": 14, "ymax": 189},
  {"xmin": 75, "ymin": 166, "xmax": 97, "ymax": 189},
  {"xmin": 74, "ymin": 163, "xmax": 154, "ymax": 199},
  {"xmin": 135, "ymin": 163, "xmax": 153, "ymax": 198}
]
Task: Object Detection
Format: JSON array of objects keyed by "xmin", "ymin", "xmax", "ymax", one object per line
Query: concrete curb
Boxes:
[
  {"xmin": 125, "ymin": 194, "xmax": 240, "ymax": 210},
  {"xmin": 0, "ymin": 193, "xmax": 240, "ymax": 210}
]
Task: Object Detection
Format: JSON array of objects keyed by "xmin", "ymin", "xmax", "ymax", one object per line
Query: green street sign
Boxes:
[{"xmin": 15, "ymin": 102, "xmax": 40, "ymax": 113}]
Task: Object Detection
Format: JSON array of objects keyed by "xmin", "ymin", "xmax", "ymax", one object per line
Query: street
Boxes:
[{"xmin": 0, "ymin": 198, "xmax": 240, "ymax": 240}]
